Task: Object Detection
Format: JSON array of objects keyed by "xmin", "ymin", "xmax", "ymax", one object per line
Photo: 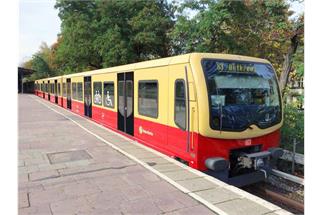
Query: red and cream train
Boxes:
[{"xmin": 34, "ymin": 53, "xmax": 283, "ymax": 186}]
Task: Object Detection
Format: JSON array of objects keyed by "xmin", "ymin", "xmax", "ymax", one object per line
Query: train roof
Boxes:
[{"xmin": 36, "ymin": 53, "xmax": 270, "ymax": 81}]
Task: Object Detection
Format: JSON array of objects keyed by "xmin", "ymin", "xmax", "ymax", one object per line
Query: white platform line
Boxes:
[{"xmin": 30, "ymin": 95, "xmax": 291, "ymax": 215}]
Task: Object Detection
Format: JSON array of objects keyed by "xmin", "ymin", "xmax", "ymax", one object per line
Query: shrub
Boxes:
[{"xmin": 280, "ymin": 104, "xmax": 304, "ymax": 154}]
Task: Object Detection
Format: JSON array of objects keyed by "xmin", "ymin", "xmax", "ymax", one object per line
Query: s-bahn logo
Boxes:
[
  {"xmin": 139, "ymin": 126, "xmax": 154, "ymax": 136},
  {"xmin": 245, "ymin": 139, "xmax": 252, "ymax": 146}
]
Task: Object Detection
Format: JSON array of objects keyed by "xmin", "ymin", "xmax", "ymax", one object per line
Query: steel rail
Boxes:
[
  {"xmin": 270, "ymin": 169, "xmax": 304, "ymax": 185},
  {"xmin": 259, "ymin": 187, "xmax": 304, "ymax": 213},
  {"xmin": 280, "ymin": 149, "xmax": 304, "ymax": 165}
]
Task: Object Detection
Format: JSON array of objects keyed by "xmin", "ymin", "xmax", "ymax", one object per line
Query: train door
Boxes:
[
  {"xmin": 67, "ymin": 78, "xmax": 72, "ymax": 109},
  {"xmin": 84, "ymin": 76, "xmax": 92, "ymax": 118},
  {"xmin": 168, "ymin": 65, "xmax": 190, "ymax": 155},
  {"xmin": 54, "ymin": 80, "xmax": 58, "ymax": 104},
  {"xmin": 59, "ymin": 81, "xmax": 63, "ymax": 106},
  {"xmin": 42, "ymin": 81, "xmax": 45, "ymax": 99},
  {"xmin": 47, "ymin": 81, "xmax": 50, "ymax": 101},
  {"xmin": 117, "ymin": 72, "xmax": 134, "ymax": 136}
]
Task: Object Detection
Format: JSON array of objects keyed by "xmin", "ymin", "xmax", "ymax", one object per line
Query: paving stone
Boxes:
[
  {"xmin": 19, "ymin": 203, "xmax": 52, "ymax": 215},
  {"xmin": 163, "ymin": 169, "xmax": 201, "ymax": 181},
  {"xmin": 141, "ymin": 157, "xmax": 171, "ymax": 165},
  {"xmin": 215, "ymin": 198, "xmax": 271, "ymax": 215},
  {"xmin": 29, "ymin": 170, "xmax": 60, "ymax": 181},
  {"xmin": 116, "ymin": 142, "xmax": 140, "ymax": 149},
  {"xmin": 50, "ymin": 196, "xmax": 93, "ymax": 214},
  {"xmin": 121, "ymin": 171, "xmax": 161, "ymax": 186},
  {"xmin": 195, "ymin": 187, "xmax": 241, "ymax": 204},
  {"xmin": 152, "ymin": 163, "xmax": 184, "ymax": 172},
  {"xmin": 29, "ymin": 187, "xmax": 67, "ymax": 205},
  {"xmin": 19, "ymin": 165, "xmax": 40, "ymax": 174},
  {"xmin": 165, "ymin": 204, "xmax": 217, "ymax": 215},
  {"xmin": 86, "ymin": 191, "xmax": 127, "ymax": 208},
  {"xmin": 19, "ymin": 183, "xmax": 44, "ymax": 193},
  {"xmin": 176, "ymin": 178, "xmax": 219, "ymax": 192},
  {"xmin": 120, "ymin": 185, "xmax": 151, "ymax": 201},
  {"xmin": 62, "ymin": 180, "xmax": 101, "ymax": 197},
  {"xmin": 139, "ymin": 181, "xmax": 178, "ymax": 196},
  {"xmin": 150, "ymin": 192, "xmax": 187, "ymax": 212},
  {"xmin": 41, "ymin": 175, "xmax": 76, "ymax": 190},
  {"xmin": 24, "ymin": 158, "xmax": 49, "ymax": 166},
  {"xmin": 37, "ymin": 163, "xmax": 66, "ymax": 171},
  {"xmin": 91, "ymin": 174, "xmax": 131, "ymax": 190},
  {"xmin": 19, "ymin": 173, "xmax": 29, "ymax": 183},
  {"xmin": 18, "ymin": 192, "xmax": 30, "ymax": 208},
  {"xmin": 131, "ymin": 152, "xmax": 158, "ymax": 159},
  {"xmin": 164, "ymin": 191, "xmax": 201, "ymax": 207},
  {"xmin": 19, "ymin": 160, "xmax": 25, "ymax": 167},
  {"xmin": 100, "ymin": 135, "xmax": 132, "ymax": 144},
  {"xmin": 64, "ymin": 159, "xmax": 92, "ymax": 168},
  {"xmin": 121, "ymin": 164, "xmax": 147, "ymax": 174},
  {"xmin": 47, "ymin": 150, "xmax": 92, "ymax": 164},
  {"xmin": 120, "ymin": 198, "xmax": 162, "ymax": 215},
  {"xmin": 264, "ymin": 212, "xmax": 280, "ymax": 215}
]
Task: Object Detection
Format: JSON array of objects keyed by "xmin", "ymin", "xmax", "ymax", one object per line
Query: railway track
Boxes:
[{"xmin": 243, "ymin": 170, "xmax": 304, "ymax": 214}]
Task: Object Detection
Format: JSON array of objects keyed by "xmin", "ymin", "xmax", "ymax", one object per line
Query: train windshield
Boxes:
[{"xmin": 202, "ymin": 59, "xmax": 281, "ymax": 131}]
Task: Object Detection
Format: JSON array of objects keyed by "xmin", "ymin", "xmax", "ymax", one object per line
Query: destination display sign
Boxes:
[{"xmin": 216, "ymin": 62, "xmax": 255, "ymax": 73}]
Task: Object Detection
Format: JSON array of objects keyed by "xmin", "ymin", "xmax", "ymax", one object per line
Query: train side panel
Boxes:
[{"xmin": 133, "ymin": 66, "xmax": 169, "ymax": 155}]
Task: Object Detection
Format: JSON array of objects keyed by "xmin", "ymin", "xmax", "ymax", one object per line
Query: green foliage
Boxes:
[
  {"xmin": 281, "ymin": 104, "xmax": 304, "ymax": 153},
  {"xmin": 170, "ymin": 0, "xmax": 294, "ymax": 76},
  {"xmin": 23, "ymin": 42, "xmax": 58, "ymax": 81},
  {"xmin": 24, "ymin": 0, "xmax": 304, "ymax": 103},
  {"xmin": 53, "ymin": 0, "xmax": 174, "ymax": 73},
  {"xmin": 293, "ymin": 45, "xmax": 304, "ymax": 77}
]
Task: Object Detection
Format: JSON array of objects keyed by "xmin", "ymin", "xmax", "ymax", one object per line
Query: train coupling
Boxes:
[
  {"xmin": 236, "ymin": 147, "xmax": 284, "ymax": 170},
  {"xmin": 205, "ymin": 147, "xmax": 284, "ymax": 187}
]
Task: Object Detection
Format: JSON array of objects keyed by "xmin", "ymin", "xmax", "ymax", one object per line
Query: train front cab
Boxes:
[{"xmin": 188, "ymin": 53, "xmax": 284, "ymax": 187}]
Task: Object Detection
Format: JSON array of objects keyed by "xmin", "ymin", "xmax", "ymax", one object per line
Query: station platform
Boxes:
[{"xmin": 18, "ymin": 95, "xmax": 293, "ymax": 215}]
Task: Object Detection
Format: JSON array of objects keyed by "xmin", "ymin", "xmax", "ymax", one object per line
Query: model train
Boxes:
[{"xmin": 34, "ymin": 53, "xmax": 283, "ymax": 187}]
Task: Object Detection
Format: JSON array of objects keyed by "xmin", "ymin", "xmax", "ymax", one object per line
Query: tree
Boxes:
[
  {"xmin": 170, "ymin": 0, "xmax": 303, "ymax": 95},
  {"xmin": 54, "ymin": 0, "xmax": 174, "ymax": 72},
  {"xmin": 54, "ymin": 0, "xmax": 100, "ymax": 73},
  {"xmin": 279, "ymin": 14, "xmax": 304, "ymax": 94}
]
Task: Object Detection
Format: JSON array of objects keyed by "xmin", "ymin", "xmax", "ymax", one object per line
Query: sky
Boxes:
[
  {"xmin": 18, "ymin": 0, "xmax": 304, "ymax": 65},
  {"xmin": 19, "ymin": 0, "xmax": 61, "ymax": 65}
]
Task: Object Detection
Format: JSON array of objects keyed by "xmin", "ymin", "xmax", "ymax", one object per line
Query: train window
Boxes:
[
  {"xmin": 77, "ymin": 82, "xmax": 83, "ymax": 101},
  {"xmin": 126, "ymin": 80, "xmax": 133, "ymax": 117},
  {"xmin": 63, "ymin": 83, "xmax": 66, "ymax": 97},
  {"xmin": 175, "ymin": 79, "xmax": 186, "ymax": 130},
  {"xmin": 138, "ymin": 81, "xmax": 158, "ymax": 118},
  {"xmin": 72, "ymin": 83, "xmax": 77, "ymax": 99},
  {"xmin": 103, "ymin": 82, "xmax": 114, "ymax": 108},
  {"xmin": 58, "ymin": 83, "xmax": 61, "ymax": 96},
  {"xmin": 93, "ymin": 82, "xmax": 102, "ymax": 105}
]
